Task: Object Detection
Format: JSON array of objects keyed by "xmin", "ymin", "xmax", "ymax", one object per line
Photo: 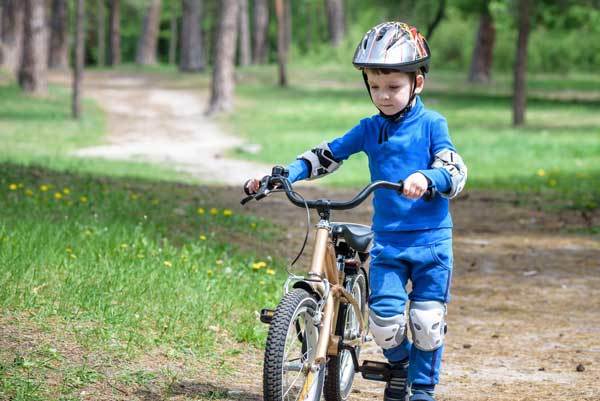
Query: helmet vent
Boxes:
[{"xmin": 376, "ymin": 26, "xmax": 388, "ymax": 41}]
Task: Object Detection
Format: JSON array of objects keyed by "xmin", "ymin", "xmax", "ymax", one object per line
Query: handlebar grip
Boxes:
[
  {"xmin": 240, "ymin": 195, "xmax": 254, "ymax": 205},
  {"xmin": 423, "ymin": 187, "xmax": 436, "ymax": 201}
]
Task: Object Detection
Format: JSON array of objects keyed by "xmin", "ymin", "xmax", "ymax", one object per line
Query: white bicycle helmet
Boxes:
[{"xmin": 352, "ymin": 22, "xmax": 430, "ymax": 74}]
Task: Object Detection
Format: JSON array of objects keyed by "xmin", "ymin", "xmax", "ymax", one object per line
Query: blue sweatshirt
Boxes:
[{"xmin": 287, "ymin": 97, "xmax": 456, "ymax": 235}]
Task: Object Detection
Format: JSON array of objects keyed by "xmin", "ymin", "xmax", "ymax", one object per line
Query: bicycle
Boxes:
[{"xmin": 241, "ymin": 166, "xmax": 433, "ymax": 401}]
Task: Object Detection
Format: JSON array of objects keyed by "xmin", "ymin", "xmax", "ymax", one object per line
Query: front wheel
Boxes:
[
  {"xmin": 324, "ymin": 270, "xmax": 367, "ymax": 401},
  {"xmin": 263, "ymin": 288, "xmax": 325, "ymax": 401}
]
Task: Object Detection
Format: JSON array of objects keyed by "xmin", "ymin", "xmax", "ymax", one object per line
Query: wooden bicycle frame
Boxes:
[{"xmin": 308, "ymin": 219, "xmax": 366, "ymax": 365}]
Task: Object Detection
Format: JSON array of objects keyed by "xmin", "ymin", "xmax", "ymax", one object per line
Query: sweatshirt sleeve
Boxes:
[
  {"xmin": 418, "ymin": 117, "xmax": 454, "ymax": 193},
  {"xmin": 286, "ymin": 120, "xmax": 366, "ymax": 183}
]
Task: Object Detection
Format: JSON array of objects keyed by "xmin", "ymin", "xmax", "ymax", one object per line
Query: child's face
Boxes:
[{"xmin": 365, "ymin": 70, "xmax": 424, "ymax": 115}]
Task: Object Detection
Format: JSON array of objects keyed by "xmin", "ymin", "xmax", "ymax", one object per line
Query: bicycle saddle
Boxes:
[{"xmin": 331, "ymin": 222, "xmax": 374, "ymax": 253}]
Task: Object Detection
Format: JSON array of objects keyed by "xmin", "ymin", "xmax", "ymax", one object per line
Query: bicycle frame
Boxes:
[{"xmin": 298, "ymin": 218, "xmax": 367, "ymax": 365}]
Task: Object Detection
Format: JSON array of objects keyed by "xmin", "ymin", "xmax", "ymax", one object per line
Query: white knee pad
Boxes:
[
  {"xmin": 368, "ymin": 310, "xmax": 406, "ymax": 349},
  {"xmin": 409, "ymin": 301, "xmax": 446, "ymax": 351}
]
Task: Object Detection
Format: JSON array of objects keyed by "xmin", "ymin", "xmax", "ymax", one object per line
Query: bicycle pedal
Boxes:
[
  {"xmin": 360, "ymin": 360, "xmax": 391, "ymax": 382},
  {"xmin": 260, "ymin": 308, "xmax": 275, "ymax": 324}
]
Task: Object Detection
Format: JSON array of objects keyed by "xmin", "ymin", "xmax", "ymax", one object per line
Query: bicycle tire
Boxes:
[
  {"xmin": 264, "ymin": 288, "xmax": 325, "ymax": 401},
  {"xmin": 324, "ymin": 270, "xmax": 367, "ymax": 401}
]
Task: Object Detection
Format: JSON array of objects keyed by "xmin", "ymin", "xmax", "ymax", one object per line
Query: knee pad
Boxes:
[
  {"xmin": 368, "ymin": 310, "xmax": 406, "ymax": 349},
  {"xmin": 409, "ymin": 301, "xmax": 446, "ymax": 351}
]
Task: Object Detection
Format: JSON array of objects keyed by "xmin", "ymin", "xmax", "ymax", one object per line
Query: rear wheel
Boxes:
[
  {"xmin": 263, "ymin": 288, "xmax": 325, "ymax": 401},
  {"xmin": 324, "ymin": 270, "xmax": 367, "ymax": 401}
]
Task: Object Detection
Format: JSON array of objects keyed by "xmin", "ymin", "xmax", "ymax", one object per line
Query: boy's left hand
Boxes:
[{"xmin": 403, "ymin": 173, "xmax": 429, "ymax": 199}]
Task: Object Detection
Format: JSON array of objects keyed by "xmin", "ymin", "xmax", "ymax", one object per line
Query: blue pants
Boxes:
[{"xmin": 368, "ymin": 232, "xmax": 453, "ymax": 387}]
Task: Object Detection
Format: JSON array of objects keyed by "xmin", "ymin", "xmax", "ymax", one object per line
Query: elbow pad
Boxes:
[
  {"xmin": 431, "ymin": 149, "xmax": 467, "ymax": 198},
  {"xmin": 297, "ymin": 142, "xmax": 342, "ymax": 180}
]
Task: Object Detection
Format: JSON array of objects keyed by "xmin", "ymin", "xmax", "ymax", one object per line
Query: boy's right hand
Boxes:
[{"xmin": 243, "ymin": 178, "xmax": 261, "ymax": 195}]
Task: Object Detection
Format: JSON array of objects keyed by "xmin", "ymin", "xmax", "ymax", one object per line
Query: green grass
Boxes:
[
  {"xmin": 0, "ymin": 164, "xmax": 284, "ymax": 356},
  {"xmin": 229, "ymin": 65, "xmax": 600, "ymax": 210}
]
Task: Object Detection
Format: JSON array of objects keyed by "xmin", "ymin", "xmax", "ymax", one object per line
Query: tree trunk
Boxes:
[
  {"xmin": 97, "ymin": 0, "xmax": 106, "ymax": 66},
  {"xmin": 108, "ymin": 0, "xmax": 120, "ymax": 65},
  {"xmin": 48, "ymin": 0, "xmax": 68, "ymax": 69},
  {"xmin": 513, "ymin": 0, "xmax": 531, "ymax": 126},
  {"xmin": 135, "ymin": 0, "xmax": 162, "ymax": 65},
  {"xmin": 73, "ymin": 0, "xmax": 85, "ymax": 119},
  {"xmin": 168, "ymin": 7, "xmax": 177, "ymax": 65},
  {"xmin": 251, "ymin": 0, "xmax": 268, "ymax": 64},
  {"xmin": 206, "ymin": 0, "xmax": 238, "ymax": 115},
  {"xmin": 180, "ymin": 0, "xmax": 204, "ymax": 72},
  {"xmin": 237, "ymin": 0, "xmax": 251, "ymax": 66},
  {"xmin": 275, "ymin": 0, "xmax": 288, "ymax": 87},
  {"xmin": 325, "ymin": 0, "xmax": 344, "ymax": 47},
  {"xmin": 468, "ymin": 3, "xmax": 495, "ymax": 84},
  {"xmin": 19, "ymin": 0, "xmax": 47, "ymax": 94},
  {"xmin": 0, "ymin": 0, "xmax": 24, "ymax": 73},
  {"xmin": 426, "ymin": 0, "xmax": 446, "ymax": 41}
]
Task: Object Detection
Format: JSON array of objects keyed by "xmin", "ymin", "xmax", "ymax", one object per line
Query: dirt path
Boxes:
[
  {"xmin": 40, "ymin": 72, "xmax": 599, "ymax": 400},
  {"xmin": 60, "ymin": 71, "xmax": 272, "ymax": 184}
]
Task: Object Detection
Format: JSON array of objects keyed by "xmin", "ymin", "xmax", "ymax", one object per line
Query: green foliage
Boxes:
[{"xmin": 85, "ymin": 0, "xmax": 600, "ymax": 74}]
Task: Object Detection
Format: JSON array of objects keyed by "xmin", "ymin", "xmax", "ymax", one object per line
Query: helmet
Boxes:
[{"xmin": 352, "ymin": 22, "xmax": 430, "ymax": 74}]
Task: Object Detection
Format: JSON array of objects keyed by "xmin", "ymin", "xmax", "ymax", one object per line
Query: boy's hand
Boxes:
[
  {"xmin": 244, "ymin": 178, "xmax": 261, "ymax": 195},
  {"xmin": 403, "ymin": 173, "xmax": 429, "ymax": 199}
]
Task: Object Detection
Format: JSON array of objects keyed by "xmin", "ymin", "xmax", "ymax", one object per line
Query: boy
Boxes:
[{"xmin": 245, "ymin": 22, "xmax": 467, "ymax": 401}]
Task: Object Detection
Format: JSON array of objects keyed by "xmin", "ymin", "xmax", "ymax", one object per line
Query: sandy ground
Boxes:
[
  {"xmin": 13, "ymin": 71, "xmax": 597, "ymax": 401},
  {"xmin": 57, "ymin": 71, "xmax": 273, "ymax": 184}
]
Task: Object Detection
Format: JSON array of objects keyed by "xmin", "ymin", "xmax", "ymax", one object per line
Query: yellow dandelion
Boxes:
[
  {"xmin": 54, "ymin": 192, "xmax": 63, "ymax": 200},
  {"xmin": 548, "ymin": 179, "xmax": 557, "ymax": 187},
  {"xmin": 9, "ymin": 183, "xmax": 17, "ymax": 190},
  {"xmin": 164, "ymin": 261, "xmax": 172, "ymax": 268},
  {"xmin": 79, "ymin": 196, "xmax": 88, "ymax": 203},
  {"xmin": 63, "ymin": 188, "xmax": 70, "ymax": 195},
  {"xmin": 266, "ymin": 268, "xmax": 276, "ymax": 275},
  {"xmin": 197, "ymin": 207, "xmax": 205, "ymax": 215},
  {"xmin": 223, "ymin": 209, "xmax": 233, "ymax": 217},
  {"xmin": 210, "ymin": 208, "xmax": 218, "ymax": 215},
  {"xmin": 250, "ymin": 222, "xmax": 257, "ymax": 229},
  {"xmin": 252, "ymin": 261, "xmax": 267, "ymax": 270},
  {"xmin": 537, "ymin": 169, "xmax": 546, "ymax": 177},
  {"xmin": 25, "ymin": 189, "xmax": 33, "ymax": 197},
  {"xmin": 40, "ymin": 185, "xmax": 49, "ymax": 192},
  {"xmin": 199, "ymin": 235, "xmax": 207, "ymax": 241},
  {"xmin": 216, "ymin": 259, "xmax": 223, "ymax": 265},
  {"xmin": 207, "ymin": 270, "xmax": 214, "ymax": 277}
]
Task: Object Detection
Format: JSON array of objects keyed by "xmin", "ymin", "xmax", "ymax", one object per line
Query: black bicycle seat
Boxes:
[{"xmin": 331, "ymin": 222, "xmax": 374, "ymax": 253}]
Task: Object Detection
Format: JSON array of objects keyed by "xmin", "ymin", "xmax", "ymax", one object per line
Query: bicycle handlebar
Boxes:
[{"xmin": 241, "ymin": 166, "xmax": 435, "ymax": 210}]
